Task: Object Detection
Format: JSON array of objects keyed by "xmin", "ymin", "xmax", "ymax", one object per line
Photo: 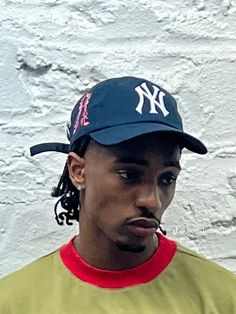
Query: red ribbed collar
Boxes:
[{"xmin": 60, "ymin": 233, "xmax": 176, "ymax": 289}]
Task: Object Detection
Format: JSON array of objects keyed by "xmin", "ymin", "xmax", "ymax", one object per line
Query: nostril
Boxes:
[{"xmin": 137, "ymin": 198, "xmax": 162, "ymax": 212}]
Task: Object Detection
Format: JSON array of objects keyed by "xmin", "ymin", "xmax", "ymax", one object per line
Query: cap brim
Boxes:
[{"xmin": 89, "ymin": 123, "xmax": 207, "ymax": 155}]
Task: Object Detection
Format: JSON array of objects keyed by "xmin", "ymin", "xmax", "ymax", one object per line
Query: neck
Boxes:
[{"xmin": 74, "ymin": 228, "xmax": 158, "ymax": 270}]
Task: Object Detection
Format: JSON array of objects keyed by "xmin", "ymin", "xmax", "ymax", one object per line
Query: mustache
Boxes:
[{"xmin": 139, "ymin": 207, "xmax": 160, "ymax": 221}]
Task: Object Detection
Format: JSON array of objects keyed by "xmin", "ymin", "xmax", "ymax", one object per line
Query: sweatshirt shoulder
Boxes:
[
  {"xmin": 0, "ymin": 249, "xmax": 60, "ymax": 293},
  {"xmin": 175, "ymin": 242, "xmax": 236, "ymax": 283}
]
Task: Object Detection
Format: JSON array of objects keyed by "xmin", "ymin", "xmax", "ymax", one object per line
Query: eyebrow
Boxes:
[
  {"xmin": 115, "ymin": 156, "xmax": 181, "ymax": 170},
  {"xmin": 164, "ymin": 161, "xmax": 182, "ymax": 170},
  {"xmin": 115, "ymin": 156, "xmax": 149, "ymax": 166}
]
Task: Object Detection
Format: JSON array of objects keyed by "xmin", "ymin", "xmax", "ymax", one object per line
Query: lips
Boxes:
[
  {"xmin": 126, "ymin": 218, "xmax": 159, "ymax": 237},
  {"xmin": 127, "ymin": 218, "xmax": 159, "ymax": 229}
]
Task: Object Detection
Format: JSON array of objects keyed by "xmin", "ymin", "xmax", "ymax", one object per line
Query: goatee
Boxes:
[{"xmin": 115, "ymin": 241, "xmax": 146, "ymax": 253}]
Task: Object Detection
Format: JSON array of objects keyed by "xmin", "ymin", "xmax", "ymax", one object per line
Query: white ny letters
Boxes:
[{"xmin": 135, "ymin": 82, "xmax": 169, "ymax": 117}]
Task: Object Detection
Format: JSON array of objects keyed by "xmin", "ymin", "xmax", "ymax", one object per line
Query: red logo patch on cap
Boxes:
[{"xmin": 73, "ymin": 92, "xmax": 92, "ymax": 134}]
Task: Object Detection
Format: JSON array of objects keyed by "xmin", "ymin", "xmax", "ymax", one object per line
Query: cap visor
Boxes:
[{"xmin": 89, "ymin": 123, "xmax": 207, "ymax": 155}]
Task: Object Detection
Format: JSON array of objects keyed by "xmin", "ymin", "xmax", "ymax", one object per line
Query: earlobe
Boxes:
[{"xmin": 67, "ymin": 152, "xmax": 86, "ymax": 188}]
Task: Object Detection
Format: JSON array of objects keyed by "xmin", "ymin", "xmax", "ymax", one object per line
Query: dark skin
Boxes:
[{"xmin": 67, "ymin": 133, "xmax": 181, "ymax": 270}]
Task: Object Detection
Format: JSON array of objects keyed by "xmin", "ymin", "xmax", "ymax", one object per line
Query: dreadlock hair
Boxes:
[{"xmin": 52, "ymin": 135, "xmax": 91, "ymax": 226}]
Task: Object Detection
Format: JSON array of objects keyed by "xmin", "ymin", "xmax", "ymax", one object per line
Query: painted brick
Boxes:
[{"xmin": 0, "ymin": 0, "xmax": 235, "ymax": 276}]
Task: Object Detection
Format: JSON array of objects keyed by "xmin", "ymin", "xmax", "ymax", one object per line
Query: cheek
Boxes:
[
  {"xmin": 84, "ymin": 177, "xmax": 127, "ymax": 221},
  {"xmin": 161, "ymin": 187, "xmax": 176, "ymax": 210}
]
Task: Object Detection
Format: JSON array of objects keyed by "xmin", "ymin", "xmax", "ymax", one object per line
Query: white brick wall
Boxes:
[{"xmin": 0, "ymin": 0, "xmax": 235, "ymax": 276}]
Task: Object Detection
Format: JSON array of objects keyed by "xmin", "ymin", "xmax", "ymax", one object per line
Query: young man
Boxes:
[{"xmin": 0, "ymin": 76, "xmax": 235, "ymax": 313}]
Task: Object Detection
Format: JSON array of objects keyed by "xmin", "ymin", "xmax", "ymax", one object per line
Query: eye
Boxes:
[
  {"xmin": 118, "ymin": 170, "xmax": 140, "ymax": 182},
  {"xmin": 159, "ymin": 173, "xmax": 177, "ymax": 187}
]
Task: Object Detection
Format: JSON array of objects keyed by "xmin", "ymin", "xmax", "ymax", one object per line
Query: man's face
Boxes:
[{"xmin": 78, "ymin": 133, "xmax": 181, "ymax": 253}]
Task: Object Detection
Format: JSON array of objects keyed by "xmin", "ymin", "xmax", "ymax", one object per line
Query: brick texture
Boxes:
[{"xmin": 0, "ymin": 0, "xmax": 235, "ymax": 276}]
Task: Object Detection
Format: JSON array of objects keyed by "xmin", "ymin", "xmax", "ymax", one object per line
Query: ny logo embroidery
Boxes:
[
  {"xmin": 135, "ymin": 82, "xmax": 169, "ymax": 117},
  {"xmin": 73, "ymin": 92, "xmax": 92, "ymax": 134}
]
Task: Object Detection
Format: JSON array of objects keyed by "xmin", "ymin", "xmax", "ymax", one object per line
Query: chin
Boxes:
[{"xmin": 115, "ymin": 241, "xmax": 146, "ymax": 253}]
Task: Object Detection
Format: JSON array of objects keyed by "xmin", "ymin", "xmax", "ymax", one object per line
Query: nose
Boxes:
[{"xmin": 135, "ymin": 185, "xmax": 162, "ymax": 215}]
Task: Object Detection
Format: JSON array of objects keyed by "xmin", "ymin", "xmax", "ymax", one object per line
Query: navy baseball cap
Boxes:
[{"xmin": 30, "ymin": 76, "xmax": 207, "ymax": 156}]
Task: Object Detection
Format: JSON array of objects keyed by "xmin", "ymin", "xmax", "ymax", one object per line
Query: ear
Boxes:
[{"xmin": 67, "ymin": 152, "xmax": 86, "ymax": 189}]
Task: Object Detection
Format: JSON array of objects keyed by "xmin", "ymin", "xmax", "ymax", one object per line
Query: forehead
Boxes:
[
  {"xmin": 87, "ymin": 133, "xmax": 181, "ymax": 162},
  {"xmin": 116, "ymin": 133, "xmax": 179, "ymax": 155}
]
